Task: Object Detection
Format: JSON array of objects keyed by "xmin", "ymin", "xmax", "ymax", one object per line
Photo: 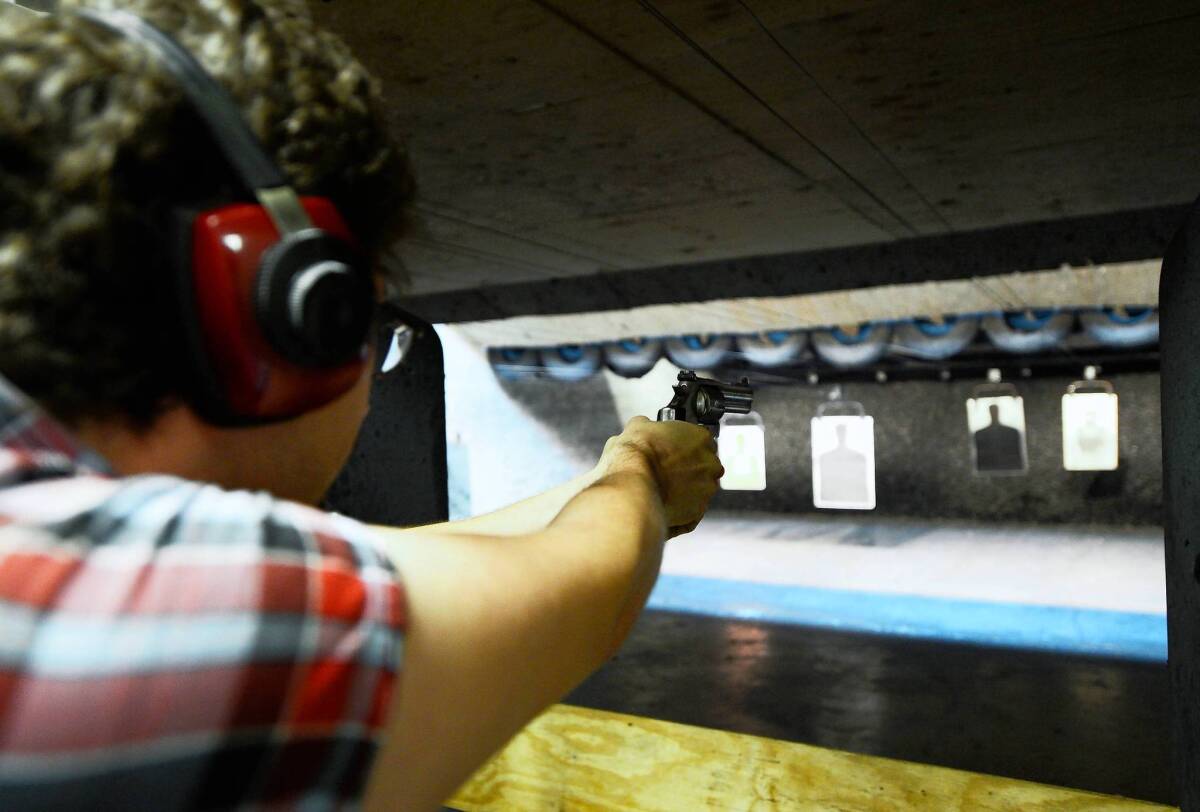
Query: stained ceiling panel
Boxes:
[
  {"xmin": 310, "ymin": 1, "xmax": 1200, "ymax": 300},
  {"xmin": 742, "ymin": 0, "xmax": 1200, "ymax": 226}
]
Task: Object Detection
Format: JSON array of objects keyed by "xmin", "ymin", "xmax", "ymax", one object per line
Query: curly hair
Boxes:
[{"xmin": 0, "ymin": 0, "xmax": 414, "ymax": 427}]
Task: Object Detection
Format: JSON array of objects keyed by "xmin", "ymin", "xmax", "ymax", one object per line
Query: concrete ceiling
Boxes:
[{"xmin": 311, "ymin": 1, "xmax": 1200, "ymax": 304}]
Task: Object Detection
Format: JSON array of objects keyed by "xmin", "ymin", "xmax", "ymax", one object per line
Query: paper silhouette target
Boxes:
[
  {"xmin": 718, "ymin": 421, "xmax": 767, "ymax": 491},
  {"xmin": 1062, "ymin": 391, "xmax": 1119, "ymax": 471},
  {"xmin": 966, "ymin": 396, "xmax": 1028, "ymax": 475},
  {"xmin": 811, "ymin": 415, "xmax": 876, "ymax": 510}
]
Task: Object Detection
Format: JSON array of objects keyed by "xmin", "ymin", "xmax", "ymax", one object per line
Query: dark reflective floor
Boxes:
[{"xmin": 568, "ymin": 610, "xmax": 1174, "ymax": 804}]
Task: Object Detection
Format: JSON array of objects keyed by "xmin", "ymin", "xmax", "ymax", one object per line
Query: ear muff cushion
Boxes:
[{"xmin": 256, "ymin": 229, "xmax": 374, "ymax": 367}]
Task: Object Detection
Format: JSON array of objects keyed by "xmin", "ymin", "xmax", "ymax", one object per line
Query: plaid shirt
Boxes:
[{"xmin": 0, "ymin": 376, "xmax": 407, "ymax": 810}]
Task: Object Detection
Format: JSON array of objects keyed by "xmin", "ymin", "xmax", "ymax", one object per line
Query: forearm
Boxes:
[
  {"xmin": 366, "ymin": 463, "xmax": 666, "ymax": 811},
  {"xmin": 405, "ymin": 466, "xmax": 605, "ymax": 537},
  {"xmin": 549, "ymin": 469, "xmax": 670, "ymax": 658}
]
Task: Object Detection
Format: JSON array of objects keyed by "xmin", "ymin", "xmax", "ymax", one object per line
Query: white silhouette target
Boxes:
[
  {"xmin": 718, "ymin": 417, "xmax": 766, "ymax": 492},
  {"xmin": 811, "ymin": 415, "xmax": 876, "ymax": 510},
  {"xmin": 1062, "ymin": 391, "xmax": 1119, "ymax": 471}
]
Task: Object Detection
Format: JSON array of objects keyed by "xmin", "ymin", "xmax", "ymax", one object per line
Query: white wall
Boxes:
[{"xmin": 438, "ymin": 326, "xmax": 689, "ymax": 519}]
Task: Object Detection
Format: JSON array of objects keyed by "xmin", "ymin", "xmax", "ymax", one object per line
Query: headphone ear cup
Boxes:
[
  {"xmin": 182, "ymin": 199, "xmax": 373, "ymax": 425},
  {"xmin": 256, "ymin": 230, "xmax": 374, "ymax": 368}
]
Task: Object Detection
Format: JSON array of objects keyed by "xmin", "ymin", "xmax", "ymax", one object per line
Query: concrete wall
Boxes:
[
  {"xmin": 440, "ymin": 328, "xmax": 1162, "ymax": 527},
  {"xmin": 440, "ymin": 327, "xmax": 599, "ymax": 519}
]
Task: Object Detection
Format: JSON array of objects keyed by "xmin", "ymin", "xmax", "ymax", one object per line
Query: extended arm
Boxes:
[
  {"xmin": 403, "ymin": 465, "xmax": 605, "ymax": 537},
  {"xmin": 363, "ymin": 418, "xmax": 722, "ymax": 812},
  {"xmin": 405, "ymin": 418, "xmax": 723, "ymax": 539},
  {"xmin": 365, "ymin": 461, "xmax": 665, "ymax": 811}
]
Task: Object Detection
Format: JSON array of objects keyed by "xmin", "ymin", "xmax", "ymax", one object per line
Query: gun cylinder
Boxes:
[{"xmin": 720, "ymin": 385, "xmax": 754, "ymax": 415}]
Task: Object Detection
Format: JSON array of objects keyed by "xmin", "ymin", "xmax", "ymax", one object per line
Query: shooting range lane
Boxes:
[
  {"xmin": 647, "ymin": 577, "xmax": 1165, "ymax": 662},
  {"xmin": 659, "ymin": 516, "xmax": 1164, "ymax": 613},
  {"xmin": 562, "ymin": 516, "xmax": 1170, "ymax": 801},
  {"xmin": 566, "ymin": 611, "xmax": 1172, "ymax": 805}
]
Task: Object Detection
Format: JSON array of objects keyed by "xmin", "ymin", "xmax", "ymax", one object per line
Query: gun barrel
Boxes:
[{"xmin": 721, "ymin": 385, "xmax": 754, "ymax": 415}]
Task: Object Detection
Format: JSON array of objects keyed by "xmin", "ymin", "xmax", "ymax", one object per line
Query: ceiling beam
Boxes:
[
  {"xmin": 449, "ymin": 259, "xmax": 1161, "ymax": 348},
  {"xmin": 404, "ymin": 203, "xmax": 1190, "ymax": 324}
]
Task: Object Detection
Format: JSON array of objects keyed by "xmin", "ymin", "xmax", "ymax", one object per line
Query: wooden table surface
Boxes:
[{"xmin": 450, "ymin": 704, "xmax": 1173, "ymax": 811}]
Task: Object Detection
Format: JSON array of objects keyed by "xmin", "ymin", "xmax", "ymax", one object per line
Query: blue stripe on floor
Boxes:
[{"xmin": 647, "ymin": 574, "xmax": 1167, "ymax": 662}]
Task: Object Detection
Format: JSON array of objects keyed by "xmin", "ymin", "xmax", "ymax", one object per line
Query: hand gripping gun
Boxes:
[{"xmin": 657, "ymin": 370, "xmax": 753, "ymax": 438}]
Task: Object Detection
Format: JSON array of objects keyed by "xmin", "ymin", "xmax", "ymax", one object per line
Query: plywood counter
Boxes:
[{"xmin": 451, "ymin": 704, "xmax": 1171, "ymax": 811}]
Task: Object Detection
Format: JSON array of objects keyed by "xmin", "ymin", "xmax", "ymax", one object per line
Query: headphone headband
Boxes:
[
  {"xmin": 4, "ymin": 0, "xmax": 52, "ymax": 13},
  {"xmin": 74, "ymin": 8, "xmax": 313, "ymax": 235}
]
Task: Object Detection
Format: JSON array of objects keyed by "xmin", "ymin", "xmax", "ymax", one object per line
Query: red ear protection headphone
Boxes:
[{"xmin": 75, "ymin": 8, "xmax": 377, "ymax": 425}]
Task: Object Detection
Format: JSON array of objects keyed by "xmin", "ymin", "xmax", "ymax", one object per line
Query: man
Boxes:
[{"xmin": 0, "ymin": 1, "xmax": 723, "ymax": 809}]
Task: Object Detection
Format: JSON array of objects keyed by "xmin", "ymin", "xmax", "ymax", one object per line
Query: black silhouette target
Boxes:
[{"xmin": 966, "ymin": 395, "xmax": 1028, "ymax": 475}]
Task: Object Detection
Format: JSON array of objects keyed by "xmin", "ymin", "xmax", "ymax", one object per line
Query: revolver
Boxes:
[{"xmin": 657, "ymin": 370, "xmax": 754, "ymax": 438}]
